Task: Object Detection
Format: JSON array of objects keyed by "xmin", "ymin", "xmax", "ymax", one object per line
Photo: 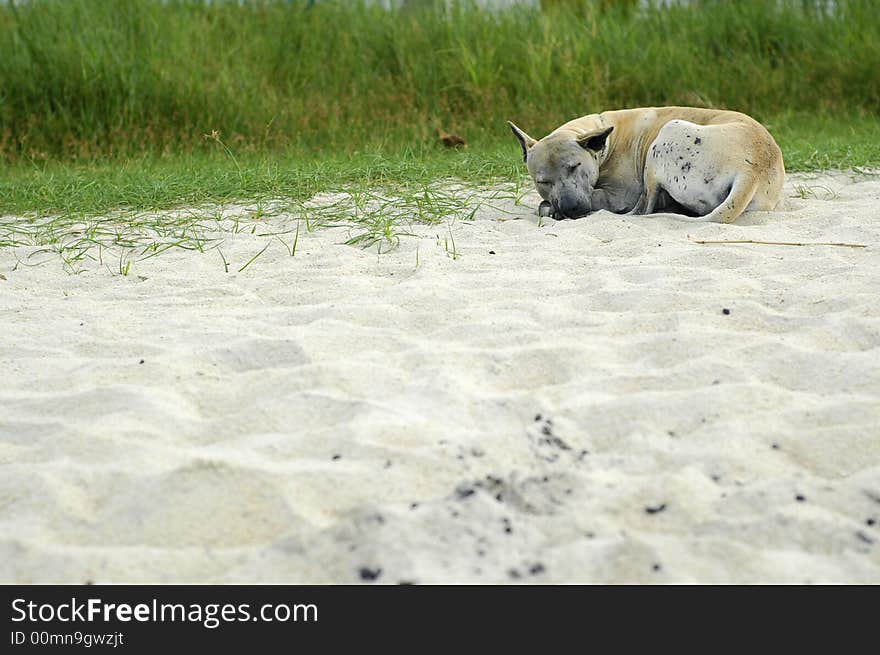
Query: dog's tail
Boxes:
[{"xmin": 646, "ymin": 176, "xmax": 760, "ymax": 224}]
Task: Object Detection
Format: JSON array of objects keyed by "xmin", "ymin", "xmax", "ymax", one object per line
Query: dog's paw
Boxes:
[{"xmin": 537, "ymin": 201, "xmax": 553, "ymax": 218}]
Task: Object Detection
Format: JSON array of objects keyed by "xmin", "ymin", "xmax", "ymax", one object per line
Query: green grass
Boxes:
[{"xmin": 2, "ymin": 0, "xmax": 879, "ymax": 160}]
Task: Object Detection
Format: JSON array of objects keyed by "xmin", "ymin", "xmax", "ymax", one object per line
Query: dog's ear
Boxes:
[
  {"xmin": 577, "ymin": 126, "xmax": 614, "ymax": 152},
  {"xmin": 507, "ymin": 121, "xmax": 537, "ymax": 163}
]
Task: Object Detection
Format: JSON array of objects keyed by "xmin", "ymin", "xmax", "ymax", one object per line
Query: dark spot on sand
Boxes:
[
  {"xmin": 682, "ymin": 162, "xmax": 692, "ymax": 172},
  {"xmin": 359, "ymin": 567, "xmax": 382, "ymax": 582},
  {"xmin": 711, "ymin": 475, "xmax": 721, "ymax": 482},
  {"xmin": 652, "ymin": 563, "xmax": 662, "ymax": 572},
  {"xmin": 866, "ymin": 518, "xmax": 876, "ymax": 526},
  {"xmin": 139, "ymin": 359, "xmax": 145, "ymax": 364},
  {"xmin": 331, "ymin": 454, "xmax": 341, "ymax": 461},
  {"xmin": 856, "ymin": 531, "xmax": 875, "ymax": 545},
  {"xmin": 772, "ymin": 443, "xmax": 780, "ymax": 450},
  {"xmin": 455, "ymin": 484, "xmax": 476, "ymax": 500},
  {"xmin": 409, "ymin": 502, "xmax": 418, "ymax": 510},
  {"xmin": 398, "ymin": 580, "xmax": 415, "ymax": 585},
  {"xmin": 84, "ymin": 579, "xmax": 94, "ymax": 585},
  {"xmin": 384, "ymin": 460, "xmax": 392, "ymax": 469},
  {"xmin": 489, "ymin": 250, "xmax": 496, "ymax": 255},
  {"xmin": 586, "ymin": 532, "xmax": 595, "ymax": 539},
  {"xmin": 508, "ymin": 568, "xmax": 521, "ymax": 579},
  {"xmin": 534, "ymin": 413, "xmax": 542, "ymax": 421},
  {"xmin": 502, "ymin": 518, "xmax": 513, "ymax": 534},
  {"xmin": 796, "ymin": 494, "xmax": 806, "ymax": 502},
  {"xmin": 694, "ymin": 137, "xmax": 702, "ymax": 145},
  {"xmin": 544, "ymin": 435, "xmax": 571, "ymax": 450},
  {"xmin": 645, "ymin": 503, "xmax": 667, "ymax": 514},
  {"xmin": 722, "ymin": 308, "xmax": 731, "ymax": 315},
  {"xmin": 529, "ymin": 563, "xmax": 546, "ymax": 575}
]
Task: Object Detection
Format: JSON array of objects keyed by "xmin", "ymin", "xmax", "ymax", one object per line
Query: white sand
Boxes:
[{"xmin": 1, "ymin": 171, "xmax": 879, "ymax": 584}]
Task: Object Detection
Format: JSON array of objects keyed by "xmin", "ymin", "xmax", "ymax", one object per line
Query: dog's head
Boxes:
[{"xmin": 508, "ymin": 121, "xmax": 613, "ymax": 219}]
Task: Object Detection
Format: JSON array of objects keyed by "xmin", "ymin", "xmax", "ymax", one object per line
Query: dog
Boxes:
[{"xmin": 508, "ymin": 106, "xmax": 785, "ymax": 223}]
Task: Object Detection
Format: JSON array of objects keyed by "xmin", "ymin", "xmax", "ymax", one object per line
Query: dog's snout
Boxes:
[
  {"xmin": 554, "ymin": 195, "xmax": 577, "ymax": 215},
  {"xmin": 553, "ymin": 193, "xmax": 588, "ymax": 219}
]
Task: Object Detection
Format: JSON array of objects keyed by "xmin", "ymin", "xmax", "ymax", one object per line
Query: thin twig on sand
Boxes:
[{"xmin": 688, "ymin": 236, "xmax": 867, "ymax": 248}]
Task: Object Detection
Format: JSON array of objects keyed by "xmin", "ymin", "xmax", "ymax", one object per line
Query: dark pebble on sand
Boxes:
[
  {"xmin": 772, "ymin": 443, "xmax": 780, "ymax": 450},
  {"xmin": 489, "ymin": 250, "xmax": 496, "ymax": 255},
  {"xmin": 332, "ymin": 454, "xmax": 341, "ymax": 461},
  {"xmin": 139, "ymin": 359, "xmax": 145, "ymax": 364},
  {"xmin": 866, "ymin": 518, "xmax": 876, "ymax": 526},
  {"xmin": 410, "ymin": 503, "xmax": 418, "ymax": 510},
  {"xmin": 795, "ymin": 494, "xmax": 806, "ymax": 502},
  {"xmin": 358, "ymin": 567, "xmax": 382, "ymax": 582},
  {"xmin": 534, "ymin": 413, "xmax": 542, "ymax": 421},
  {"xmin": 456, "ymin": 485, "xmax": 475, "ymax": 500},
  {"xmin": 652, "ymin": 563, "xmax": 662, "ymax": 572},
  {"xmin": 722, "ymin": 308, "xmax": 731, "ymax": 315},
  {"xmin": 529, "ymin": 563, "xmax": 546, "ymax": 575},
  {"xmin": 645, "ymin": 503, "xmax": 667, "ymax": 514}
]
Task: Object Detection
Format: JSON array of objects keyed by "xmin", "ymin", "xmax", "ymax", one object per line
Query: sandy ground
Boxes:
[{"xmin": 1, "ymin": 171, "xmax": 879, "ymax": 584}]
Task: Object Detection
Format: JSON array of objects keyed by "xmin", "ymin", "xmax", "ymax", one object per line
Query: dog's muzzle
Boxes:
[{"xmin": 539, "ymin": 199, "xmax": 590, "ymax": 220}]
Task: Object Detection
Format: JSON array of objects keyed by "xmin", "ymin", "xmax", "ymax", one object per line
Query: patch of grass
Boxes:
[
  {"xmin": 0, "ymin": 147, "xmax": 534, "ymax": 273},
  {"xmin": 1, "ymin": 0, "xmax": 878, "ymax": 160}
]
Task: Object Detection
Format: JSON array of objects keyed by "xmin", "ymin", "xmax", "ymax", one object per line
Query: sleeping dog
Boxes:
[{"xmin": 508, "ymin": 106, "xmax": 785, "ymax": 223}]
